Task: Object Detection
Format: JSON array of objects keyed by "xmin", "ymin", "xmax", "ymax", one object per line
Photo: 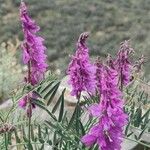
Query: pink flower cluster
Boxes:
[
  {"xmin": 67, "ymin": 32, "xmax": 96, "ymax": 98},
  {"xmin": 20, "ymin": 1, "xmax": 47, "ymax": 85},
  {"xmin": 19, "ymin": 2, "xmax": 47, "ymax": 110},
  {"xmin": 81, "ymin": 60, "xmax": 128, "ymax": 150},
  {"xmin": 115, "ymin": 40, "xmax": 133, "ymax": 86},
  {"xmin": 67, "ymin": 34, "xmax": 132, "ymax": 149}
]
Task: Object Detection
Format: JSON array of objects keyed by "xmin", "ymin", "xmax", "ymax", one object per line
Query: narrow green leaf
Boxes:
[
  {"xmin": 144, "ymin": 114, "xmax": 150, "ymax": 126},
  {"xmin": 40, "ymin": 81, "xmax": 55, "ymax": 94},
  {"xmin": 40, "ymin": 144, "xmax": 44, "ymax": 150},
  {"xmin": 38, "ymin": 125, "xmax": 42, "ymax": 139},
  {"xmin": 46, "ymin": 82, "xmax": 61, "ymax": 106},
  {"xmin": 79, "ymin": 120, "xmax": 85, "ymax": 136},
  {"xmin": 31, "ymin": 125, "xmax": 35, "ymax": 142},
  {"xmin": 27, "ymin": 143, "xmax": 33, "ymax": 150},
  {"xmin": 141, "ymin": 109, "xmax": 150, "ymax": 120},
  {"xmin": 14, "ymin": 129, "xmax": 21, "ymax": 143},
  {"xmin": 68, "ymin": 102, "xmax": 81, "ymax": 132},
  {"xmin": 31, "ymin": 98, "xmax": 45, "ymax": 106},
  {"xmin": 133, "ymin": 107, "xmax": 142, "ymax": 127},
  {"xmin": 38, "ymin": 125, "xmax": 45, "ymax": 143},
  {"xmin": 61, "ymin": 111, "xmax": 68, "ymax": 124},
  {"xmin": 45, "ymin": 127, "xmax": 48, "ymax": 135},
  {"xmin": 93, "ymin": 144, "xmax": 99, "ymax": 150},
  {"xmin": 43, "ymin": 81, "xmax": 60, "ymax": 101},
  {"xmin": 138, "ymin": 91, "xmax": 144, "ymax": 102},
  {"xmin": 53, "ymin": 131, "xmax": 59, "ymax": 150},
  {"xmin": 22, "ymin": 125, "xmax": 28, "ymax": 142},
  {"xmin": 134, "ymin": 135, "xmax": 138, "ymax": 140},
  {"xmin": 127, "ymin": 132, "xmax": 134, "ymax": 137},
  {"xmin": 68, "ymin": 104, "xmax": 78, "ymax": 128},
  {"xmin": 32, "ymin": 99, "xmax": 57, "ymax": 121},
  {"xmin": 143, "ymin": 93, "xmax": 148, "ymax": 105},
  {"xmin": 75, "ymin": 103, "xmax": 81, "ymax": 135},
  {"xmin": 125, "ymin": 121, "xmax": 131, "ymax": 135},
  {"xmin": 138, "ymin": 125, "xmax": 148, "ymax": 140},
  {"xmin": 45, "ymin": 120, "xmax": 57, "ymax": 129},
  {"xmin": 8, "ymin": 132, "xmax": 12, "ymax": 145},
  {"xmin": 52, "ymin": 94, "xmax": 63, "ymax": 114},
  {"xmin": 37, "ymin": 87, "xmax": 42, "ymax": 93},
  {"xmin": 58, "ymin": 89, "xmax": 65, "ymax": 122}
]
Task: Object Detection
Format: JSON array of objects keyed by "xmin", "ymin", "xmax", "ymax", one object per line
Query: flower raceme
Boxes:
[
  {"xmin": 115, "ymin": 40, "xmax": 133, "ymax": 87},
  {"xmin": 19, "ymin": 2, "xmax": 47, "ymax": 111},
  {"xmin": 81, "ymin": 60, "xmax": 128, "ymax": 150},
  {"xmin": 67, "ymin": 32, "xmax": 96, "ymax": 98},
  {"xmin": 20, "ymin": 1, "xmax": 47, "ymax": 85}
]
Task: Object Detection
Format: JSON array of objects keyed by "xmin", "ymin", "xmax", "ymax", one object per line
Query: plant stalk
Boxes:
[
  {"xmin": 28, "ymin": 103, "xmax": 32, "ymax": 145},
  {"xmin": 27, "ymin": 59, "xmax": 32, "ymax": 146},
  {"xmin": 4, "ymin": 133, "xmax": 8, "ymax": 150}
]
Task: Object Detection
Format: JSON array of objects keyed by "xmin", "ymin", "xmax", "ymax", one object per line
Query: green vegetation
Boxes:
[
  {"xmin": 0, "ymin": 74, "xmax": 149, "ymax": 149},
  {"xmin": 0, "ymin": 41, "xmax": 22, "ymax": 102}
]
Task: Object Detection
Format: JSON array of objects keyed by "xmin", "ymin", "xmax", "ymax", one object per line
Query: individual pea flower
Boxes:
[
  {"xmin": 67, "ymin": 32, "xmax": 96, "ymax": 99},
  {"xmin": 81, "ymin": 59, "xmax": 128, "ymax": 150}
]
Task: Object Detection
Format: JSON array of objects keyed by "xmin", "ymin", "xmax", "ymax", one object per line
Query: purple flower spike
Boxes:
[
  {"xmin": 67, "ymin": 32, "xmax": 96, "ymax": 98},
  {"xmin": 20, "ymin": 1, "xmax": 48, "ymax": 85},
  {"xmin": 81, "ymin": 60, "xmax": 128, "ymax": 150},
  {"xmin": 115, "ymin": 40, "xmax": 133, "ymax": 87},
  {"xmin": 19, "ymin": 2, "xmax": 48, "ymax": 112}
]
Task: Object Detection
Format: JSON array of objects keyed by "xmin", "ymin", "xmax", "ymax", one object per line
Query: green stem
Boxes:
[
  {"xmin": 27, "ymin": 59, "xmax": 32, "ymax": 146},
  {"xmin": 0, "ymin": 115, "xmax": 4, "ymax": 122},
  {"xmin": 28, "ymin": 103, "xmax": 32, "ymax": 146},
  {"xmin": 5, "ymin": 102, "xmax": 15, "ymax": 123},
  {"xmin": 4, "ymin": 133, "xmax": 8, "ymax": 150}
]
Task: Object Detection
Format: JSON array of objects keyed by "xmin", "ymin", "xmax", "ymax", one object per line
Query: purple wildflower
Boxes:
[
  {"xmin": 20, "ymin": 1, "xmax": 47, "ymax": 85},
  {"xmin": 19, "ymin": 96, "xmax": 27, "ymax": 108},
  {"xmin": 81, "ymin": 61, "xmax": 128, "ymax": 150},
  {"xmin": 67, "ymin": 32, "xmax": 96, "ymax": 98},
  {"xmin": 115, "ymin": 40, "xmax": 133, "ymax": 87},
  {"xmin": 19, "ymin": 2, "xmax": 47, "ymax": 110}
]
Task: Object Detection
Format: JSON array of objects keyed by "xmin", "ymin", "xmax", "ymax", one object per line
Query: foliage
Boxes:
[
  {"xmin": 0, "ymin": 40, "xmax": 22, "ymax": 102},
  {"xmin": 124, "ymin": 78, "xmax": 150, "ymax": 149},
  {"xmin": 0, "ymin": 73, "xmax": 149, "ymax": 150}
]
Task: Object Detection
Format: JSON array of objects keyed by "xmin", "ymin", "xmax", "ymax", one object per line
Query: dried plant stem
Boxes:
[{"xmin": 120, "ymin": 67, "xmax": 123, "ymax": 91}]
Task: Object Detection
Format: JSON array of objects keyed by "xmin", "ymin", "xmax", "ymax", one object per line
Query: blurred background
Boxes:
[{"xmin": 0, "ymin": 0, "xmax": 150, "ymax": 101}]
